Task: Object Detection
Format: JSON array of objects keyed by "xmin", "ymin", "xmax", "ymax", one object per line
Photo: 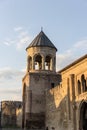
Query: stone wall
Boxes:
[
  {"xmin": 22, "ymin": 72, "xmax": 61, "ymax": 129},
  {"xmin": 1, "ymin": 101, "xmax": 22, "ymax": 128},
  {"xmin": 46, "ymin": 55, "xmax": 87, "ymax": 130},
  {"xmin": 60, "ymin": 57, "xmax": 87, "ymax": 130},
  {"xmin": 46, "ymin": 85, "xmax": 68, "ymax": 130}
]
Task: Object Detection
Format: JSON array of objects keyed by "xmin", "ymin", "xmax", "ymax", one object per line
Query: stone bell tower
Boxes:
[{"xmin": 22, "ymin": 31, "xmax": 61, "ymax": 129}]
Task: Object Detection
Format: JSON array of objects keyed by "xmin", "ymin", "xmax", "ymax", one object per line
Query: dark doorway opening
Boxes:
[{"xmin": 80, "ymin": 102, "xmax": 87, "ymax": 130}]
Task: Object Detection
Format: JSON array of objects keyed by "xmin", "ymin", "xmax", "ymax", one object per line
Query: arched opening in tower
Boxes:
[
  {"xmin": 45, "ymin": 55, "xmax": 52, "ymax": 70},
  {"xmin": 34, "ymin": 54, "xmax": 42, "ymax": 70}
]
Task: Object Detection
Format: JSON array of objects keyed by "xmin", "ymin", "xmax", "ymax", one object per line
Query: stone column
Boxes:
[
  {"xmin": 69, "ymin": 74, "xmax": 76, "ymax": 130},
  {"xmin": 54, "ymin": 57, "xmax": 56, "ymax": 71},
  {"xmin": 32, "ymin": 57, "xmax": 35, "ymax": 70},
  {"xmin": 22, "ymin": 84, "xmax": 26, "ymax": 128},
  {"xmin": 52, "ymin": 57, "xmax": 56, "ymax": 72},
  {"xmin": 42, "ymin": 56, "xmax": 45, "ymax": 70},
  {"xmin": 52, "ymin": 57, "xmax": 55, "ymax": 71},
  {"xmin": 50, "ymin": 58, "xmax": 53, "ymax": 71},
  {"xmin": 67, "ymin": 78, "xmax": 71, "ymax": 120},
  {"xmin": 27, "ymin": 57, "xmax": 29, "ymax": 72}
]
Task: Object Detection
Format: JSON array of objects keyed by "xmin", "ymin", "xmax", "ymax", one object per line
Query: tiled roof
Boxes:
[{"xmin": 26, "ymin": 31, "xmax": 57, "ymax": 51}]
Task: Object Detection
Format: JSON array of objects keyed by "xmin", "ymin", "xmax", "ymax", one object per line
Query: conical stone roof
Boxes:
[{"xmin": 26, "ymin": 31, "xmax": 57, "ymax": 51}]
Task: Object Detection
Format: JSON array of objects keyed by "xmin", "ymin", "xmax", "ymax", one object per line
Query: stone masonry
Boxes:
[
  {"xmin": 1, "ymin": 101, "xmax": 22, "ymax": 128},
  {"xmin": 22, "ymin": 30, "xmax": 87, "ymax": 130}
]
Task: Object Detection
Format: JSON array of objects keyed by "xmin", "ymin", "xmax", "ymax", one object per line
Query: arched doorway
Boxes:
[{"xmin": 80, "ymin": 101, "xmax": 87, "ymax": 130}]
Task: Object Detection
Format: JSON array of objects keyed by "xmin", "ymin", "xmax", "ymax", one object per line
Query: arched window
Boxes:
[
  {"xmin": 81, "ymin": 74, "xmax": 86, "ymax": 92},
  {"xmin": 45, "ymin": 55, "xmax": 52, "ymax": 70},
  {"xmin": 86, "ymin": 78, "xmax": 87, "ymax": 91},
  {"xmin": 34, "ymin": 54, "xmax": 42, "ymax": 70},
  {"xmin": 84, "ymin": 79, "xmax": 87, "ymax": 92},
  {"xmin": 78, "ymin": 80, "xmax": 81, "ymax": 94},
  {"xmin": 27, "ymin": 56, "xmax": 32, "ymax": 71}
]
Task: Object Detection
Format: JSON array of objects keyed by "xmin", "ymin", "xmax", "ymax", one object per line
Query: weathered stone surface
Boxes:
[
  {"xmin": 22, "ymin": 31, "xmax": 87, "ymax": 130},
  {"xmin": 1, "ymin": 101, "xmax": 22, "ymax": 128},
  {"xmin": 45, "ymin": 55, "xmax": 87, "ymax": 130}
]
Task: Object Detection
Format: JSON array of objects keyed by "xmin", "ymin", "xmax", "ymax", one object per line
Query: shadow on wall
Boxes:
[
  {"xmin": 46, "ymin": 82, "xmax": 87, "ymax": 130},
  {"xmin": 46, "ymin": 87, "xmax": 69, "ymax": 130}
]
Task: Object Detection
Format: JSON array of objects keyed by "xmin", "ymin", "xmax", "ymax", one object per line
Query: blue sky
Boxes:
[{"xmin": 0, "ymin": 0, "xmax": 87, "ymax": 101}]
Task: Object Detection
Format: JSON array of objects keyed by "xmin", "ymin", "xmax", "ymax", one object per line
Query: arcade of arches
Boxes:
[
  {"xmin": 27, "ymin": 54, "xmax": 55, "ymax": 71},
  {"xmin": 78, "ymin": 74, "xmax": 87, "ymax": 95}
]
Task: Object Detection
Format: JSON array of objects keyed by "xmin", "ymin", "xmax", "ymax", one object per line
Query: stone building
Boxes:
[
  {"xmin": 46, "ymin": 54, "xmax": 87, "ymax": 130},
  {"xmin": 22, "ymin": 30, "xmax": 87, "ymax": 130},
  {"xmin": 1, "ymin": 101, "xmax": 22, "ymax": 128},
  {"xmin": 0, "ymin": 103, "xmax": 1, "ymax": 128}
]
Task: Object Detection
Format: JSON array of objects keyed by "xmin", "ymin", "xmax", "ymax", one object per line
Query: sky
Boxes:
[{"xmin": 0, "ymin": 0, "xmax": 87, "ymax": 101}]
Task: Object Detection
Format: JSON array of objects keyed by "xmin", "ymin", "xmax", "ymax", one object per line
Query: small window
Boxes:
[
  {"xmin": 51, "ymin": 83, "xmax": 55, "ymax": 88},
  {"xmin": 78, "ymin": 80, "xmax": 81, "ymax": 94}
]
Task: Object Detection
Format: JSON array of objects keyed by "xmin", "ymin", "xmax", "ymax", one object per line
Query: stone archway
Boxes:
[{"xmin": 80, "ymin": 101, "xmax": 87, "ymax": 130}]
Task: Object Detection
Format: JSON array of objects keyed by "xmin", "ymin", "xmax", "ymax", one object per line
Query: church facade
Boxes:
[{"xmin": 22, "ymin": 31, "xmax": 87, "ymax": 130}]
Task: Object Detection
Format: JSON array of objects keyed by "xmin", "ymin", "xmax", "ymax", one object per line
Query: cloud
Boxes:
[
  {"xmin": 1, "ymin": 29, "xmax": 87, "ymax": 101},
  {"xmin": 74, "ymin": 39, "xmax": 87, "ymax": 49},
  {"xmin": 0, "ymin": 88, "xmax": 21, "ymax": 94},
  {"xmin": 56, "ymin": 39, "xmax": 87, "ymax": 71},
  {"xmin": 14, "ymin": 27, "xmax": 23, "ymax": 32},
  {"xmin": 0, "ymin": 67, "xmax": 24, "ymax": 80},
  {"xmin": 3, "ymin": 41, "xmax": 10, "ymax": 46},
  {"xmin": 19, "ymin": 31, "xmax": 28, "ymax": 37},
  {"xmin": 3, "ymin": 38, "xmax": 16, "ymax": 46},
  {"xmin": 0, "ymin": 67, "xmax": 25, "ymax": 101},
  {"xmin": 2, "ymin": 26, "xmax": 32, "ymax": 50},
  {"xmin": 56, "ymin": 52, "xmax": 74, "ymax": 71},
  {"xmin": 17, "ymin": 35, "xmax": 31, "ymax": 50}
]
